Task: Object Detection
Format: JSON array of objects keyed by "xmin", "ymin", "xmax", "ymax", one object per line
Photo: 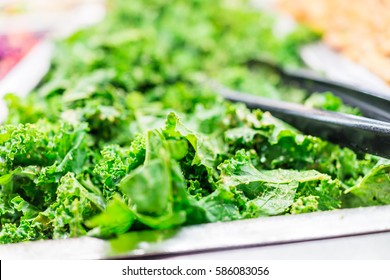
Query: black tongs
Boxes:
[
  {"xmin": 214, "ymin": 84, "xmax": 390, "ymax": 159},
  {"xmin": 247, "ymin": 59, "xmax": 390, "ymax": 122}
]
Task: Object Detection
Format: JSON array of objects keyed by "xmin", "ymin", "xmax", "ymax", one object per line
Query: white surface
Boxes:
[{"xmin": 2, "ymin": 260, "xmax": 389, "ymax": 280}]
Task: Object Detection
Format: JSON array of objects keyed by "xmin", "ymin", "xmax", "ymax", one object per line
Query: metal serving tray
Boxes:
[{"xmin": 1, "ymin": 205, "xmax": 390, "ymax": 259}]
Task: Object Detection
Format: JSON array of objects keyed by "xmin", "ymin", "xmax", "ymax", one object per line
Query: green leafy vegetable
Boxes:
[{"xmin": 1, "ymin": 0, "xmax": 389, "ymax": 245}]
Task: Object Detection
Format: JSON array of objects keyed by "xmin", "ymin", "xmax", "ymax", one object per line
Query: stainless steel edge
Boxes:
[
  {"xmin": 116, "ymin": 205, "xmax": 390, "ymax": 258},
  {"xmin": 2, "ymin": 205, "xmax": 389, "ymax": 259}
]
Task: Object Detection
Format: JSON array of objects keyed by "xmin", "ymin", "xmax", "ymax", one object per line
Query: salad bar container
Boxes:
[{"xmin": 1, "ymin": 0, "xmax": 390, "ymax": 259}]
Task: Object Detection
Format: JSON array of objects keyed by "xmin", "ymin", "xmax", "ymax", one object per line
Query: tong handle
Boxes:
[
  {"xmin": 283, "ymin": 68, "xmax": 390, "ymax": 122},
  {"xmin": 248, "ymin": 58, "xmax": 390, "ymax": 122},
  {"xmin": 217, "ymin": 85, "xmax": 390, "ymax": 159}
]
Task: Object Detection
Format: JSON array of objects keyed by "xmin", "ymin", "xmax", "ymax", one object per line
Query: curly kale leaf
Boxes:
[
  {"xmin": 40, "ymin": 173, "xmax": 105, "ymax": 239},
  {"xmin": 0, "ymin": 121, "xmax": 98, "ymax": 243},
  {"xmin": 93, "ymin": 134, "xmax": 146, "ymax": 199},
  {"xmin": 344, "ymin": 159, "xmax": 390, "ymax": 207},
  {"xmin": 119, "ymin": 130, "xmax": 192, "ymax": 229},
  {"xmin": 217, "ymin": 150, "xmax": 340, "ymax": 216}
]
